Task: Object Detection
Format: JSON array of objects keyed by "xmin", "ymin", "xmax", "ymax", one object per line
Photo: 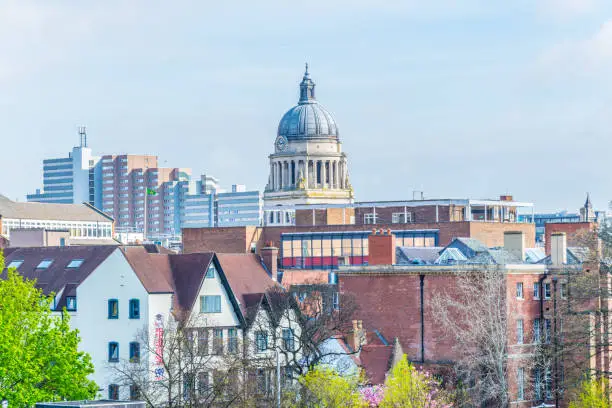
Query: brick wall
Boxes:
[
  {"xmin": 182, "ymin": 226, "xmax": 261, "ymax": 254},
  {"xmin": 544, "ymin": 222, "xmax": 597, "ymax": 255},
  {"xmin": 295, "ymin": 208, "xmax": 355, "ymax": 226},
  {"xmin": 182, "ymin": 221, "xmax": 535, "ymax": 255}
]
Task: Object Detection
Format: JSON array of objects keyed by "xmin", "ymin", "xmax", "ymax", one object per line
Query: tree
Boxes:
[
  {"xmin": 0, "ymin": 257, "xmax": 98, "ymax": 406},
  {"xmin": 290, "ymin": 366, "xmax": 365, "ymax": 408},
  {"xmin": 430, "ymin": 266, "xmax": 515, "ymax": 407},
  {"xmin": 263, "ymin": 283, "xmax": 360, "ymax": 378},
  {"xmin": 380, "ymin": 355, "xmax": 451, "ymax": 408},
  {"xmin": 569, "ymin": 377, "xmax": 611, "ymax": 408},
  {"xmin": 110, "ymin": 312, "xmax": 254, "ymax": 407}
]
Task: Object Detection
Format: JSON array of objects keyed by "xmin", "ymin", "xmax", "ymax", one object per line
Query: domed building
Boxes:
[{"xmin": 264, "ymin": 64, "xmax": 354, "ymax": 225}]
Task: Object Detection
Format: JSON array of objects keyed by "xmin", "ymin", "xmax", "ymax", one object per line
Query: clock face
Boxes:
[{"xmin": 275, "ymin": 136, "xmax": 288, "ymax": 152}]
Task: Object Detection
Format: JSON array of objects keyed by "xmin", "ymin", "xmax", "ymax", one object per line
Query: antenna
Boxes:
[{"xmin": 78, "ymin": 126, "xmax": 87, "ymax": 147}]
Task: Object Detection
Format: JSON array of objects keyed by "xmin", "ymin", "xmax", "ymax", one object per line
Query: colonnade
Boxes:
[{"xmin": 269, "ymin": 158, "xmax": 347, "ymax": 191}]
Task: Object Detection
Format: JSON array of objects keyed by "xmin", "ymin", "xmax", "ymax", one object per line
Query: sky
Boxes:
[{"xmin": 0, "ymin": 0, "xmax": 611, "ymax": 213}]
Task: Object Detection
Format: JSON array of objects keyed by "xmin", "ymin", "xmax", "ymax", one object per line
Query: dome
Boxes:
[{"xmin": 277, "ymin": 64, "xmax": 339, "ymax": 141}]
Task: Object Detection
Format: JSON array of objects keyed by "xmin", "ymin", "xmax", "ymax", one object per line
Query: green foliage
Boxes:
[
  {"xmin": 297, "ymin": 366, "xmax": 365, "ymax": 408},
  {"xmin": 380, "ymin": 355, "xmax": 451, "ymax": 408},
  {"xmin": 0, "ymin": 254, "xmax": 98, "ymax": 407},
  {"xmin": 569, "ymin": 377, "xmax": 610, "ymax": 408}
]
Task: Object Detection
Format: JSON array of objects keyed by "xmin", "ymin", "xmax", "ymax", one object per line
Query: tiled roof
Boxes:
[
  {"xmin": 454, "ymin": 237, "xmax": 489, "ymax": 253},
  {"xmin": 360, "ymin": 345, "xmax": 393, "ymax": 385},
  {"xmin": 168, "ymin": 253, "xmax": 215, "ymax": 312},
  {"xmin": 216, "ymin": 253, "xmax": 278, "ymax": 315},
  {"xmin": 396, "ymin": 247, "xmax": 443, "ymax": 265},
  {"xmin": 0, "ymin": 195, "xmax": 112, "ymax": 222},
  {"xmin": 1, "ymin": 246, "xmax": 117, "ymax": 309},
  {"xmin": 122, "ymin": 246, "xmax": 174, "ymax": 293}
]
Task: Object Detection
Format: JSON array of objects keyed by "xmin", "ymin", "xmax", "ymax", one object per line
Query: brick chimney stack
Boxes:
[
  {"xmin": 368, "ymin": 229, "xmax": 396, "ymax": 266},
  {"xmin": 504, "ymin": 231, "xmax": 525, "ymax": 262},
  {"xmin": 551, "ymin": 232, "xmax": 567, "ymax": 266},
  {"xmin": 260, "ymin": 242, "xmax": 279, "ymax": 281},
  {"xmin": 345, "ymin": 320, "xmax": 366, "ymax": 352}
]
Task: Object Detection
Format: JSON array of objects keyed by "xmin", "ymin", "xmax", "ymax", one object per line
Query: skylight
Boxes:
[
  {"xmin": 7, "ymin": 260, "xmax": 23, "ymax": 270},
  {"xmin": 36, "ymin": 259, "xmax": 54, "ymax": 269},
  {"xmin": 67, "ymin": 259, "xmax": 84, "ymax": 269}
]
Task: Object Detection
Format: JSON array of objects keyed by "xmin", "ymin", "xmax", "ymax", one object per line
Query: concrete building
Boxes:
[
  {"xmin": 27, "ymin": 128, "xmax": 99, "ymax": 205},
  {"xmin": 2, "ymin": 245, "xmax": 297, "ymax": 402},
  {"xmin": 27, "ymin": 134, "xmax": 263, "ymax": 240},
  {"xmin": 264, "ymin": 65, "xmax": 354, "ymax": 226},
  {"xmin": 0, "ymin": 194, "xmax": 114, "ymax": 245}
]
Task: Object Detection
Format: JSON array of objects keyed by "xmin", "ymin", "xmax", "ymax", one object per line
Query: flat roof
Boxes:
[
  {"xmin": 0, "ymin": 195, "xmax": 113, "ymax": 223},
  {"xmin": 36, "ymin": 401, "xmax": 144, "ymax": 408},
  {"xmin": 263, "ymin": 198, "xmax": 534, "ymax": 211}
]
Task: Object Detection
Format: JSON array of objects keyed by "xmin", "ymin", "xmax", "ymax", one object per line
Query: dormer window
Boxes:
[
  {"xmin": 36, "ymin": 259, "xmax": 53, "ymax": 269},
  {"xmin": 67, "ymin": 259, "xmax": 84, "ymax": 269},
  {"xmin": 66, "ymin": 296, "xmax": 77, "ymax": 311},
  {"xmin": 7, "ymin": 260, "xmax": 23, "ymax": 270}
]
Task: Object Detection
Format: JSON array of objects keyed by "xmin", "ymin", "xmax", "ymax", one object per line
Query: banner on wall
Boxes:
[{"xmin": 154, "ymin": 314, "xmax": 165, "ymax": 381}]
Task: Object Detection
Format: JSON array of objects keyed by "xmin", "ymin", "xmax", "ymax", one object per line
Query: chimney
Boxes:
[
  {"xmin": 504, "ymin": 231, "xmax": 525, "ymax": 261},
  {"xmin": 345, "ymin": 320, "xmax": 366, "ymax": 352},
  {"xmin": 260, "ymin": 242, "xmax": 279, "ymax": 281},
  {"xmin": 551, "ymin": 232, "xmax": 567, "ymax": 266},
  {"xmin": 368, "ymin": 229, "xmax": 396, "ymax": 265}
]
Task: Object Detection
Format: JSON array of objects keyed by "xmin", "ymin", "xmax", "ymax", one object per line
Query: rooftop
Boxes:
[{"xmin": 0, "ymin": 195, "xmax": 113, "ymax": 223}]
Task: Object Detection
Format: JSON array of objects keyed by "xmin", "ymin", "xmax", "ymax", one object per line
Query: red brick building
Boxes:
[{"xmin": 336, "ymin": 231, "xmax": 604, "ymax": 406}]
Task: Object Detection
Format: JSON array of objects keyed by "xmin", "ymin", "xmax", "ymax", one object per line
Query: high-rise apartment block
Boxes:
[{"xmin": 27, "ymin": 132, "xmax": 263, "ymax": 238}]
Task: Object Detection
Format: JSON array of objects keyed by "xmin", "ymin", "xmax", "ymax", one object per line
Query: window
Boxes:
[
  {"xmin": 129, "ymin": 342, "xmax": 140, "ymax": 363},
  {"xmin": 545, "ymin": 319, "xmax": 552, "ymax": 343},
  {"xmin": 517, "ymin": 367, "xmax": 524, "ymax": 400},
  {"xmin": 108, "ymin": 299, "xmax": 119, "ymax": 319},
  {"xmin": 129, "ymin": 299, "xmax": 140, "ymax": 319},
  {"xmin": 561, "ymin": 282, "xmax": 568, "ymax": 299},
  {"xmin": 130, "ymin": 384, "xmax": 140, "ymax": 400},
  {"xmin": 198, "ymin": 329, "xmax": 209, "ymax": 355},
  {"xmin": 282, "ymin": 328, "xmax": 295, "ymax": 351},
  {"xmin": 66, "ymin": 296, "xmax": 77, "ymax": 311},
  {"xmin": 200, "ymin": 295, "xmax": 221, "ymax": 313},
  {"xmin": 364, "ymin": 213, "xmax": 376, "ymax": 225},
  {"xmin": 108, "ymin": 342, "xmax": 119, "ymax": 362},
  {"xmin": 545, "ymin": 368, "xmax": 552, "ymax": 399},
  {"xmin": 228, "ymin": 328, "xmax": 238, "ymax": 354},
  {"xmin": 516, "ymin": 282, "xmax": 524, "ymax": 299},
  {"xmin": 544, "ymin": 283, "xmax": 551, "ymax": 299},
  {"xmin": 198, "ymin": 371, "xmax": 210, "ymax": 396},
  {"xmin": 533, "ymin": 282, "xmax": 541, "ymax": 299},
  {"xmin": 333, "ymin": 292, "xmax": 340, "ymax": 310},
  {"xmin": 66, "ymin": 259, "xmax": 84, "ymax": 269},
  {"xmin": 281, "ymin": 366, "xmax": 293, "ymax": 388},
  {"xmin": 108, "ymin": 384, "xmax": 119, "ymax": 400},
  {"xmin": 256, "ymin": 368, "xmax": 270, "ymax": 395},
  {"xmin": 533, "ymin": 318, "xmax": 541, "ymax": 343},
  {"xmin": 183, "ymin": 373, "xmax": 195, "ymax": 400},
  {"xmin": 255, "ymin": 331, "xmax": 268, "ymax": 353},
  {"xmin": 7, "ymin": 260, "xmax": 23, "ymax": 270},
  {"xmin": 213, "ymin": 328, "xmax": 223, "ymax": 355},
  {"xmin": 206, "ymin": 264, "xmax": 215, "ymax": 278},
  {"xmin": 534, "ymin": 368, "xmax": 542, "ymax": 400},
  {"xmin": 59, "ymin": 238, "xmax": 66, "ymax": 247},
  {"xmin": 392, "ymin": 212, "xmax": 412, "ymax": 224},
  {"xmin": 516, "ymin": 319, "xmax": 524, "ymax": 344},
  {"xmin": 36, "ymin": 259, "xmax": 54, "ymax": 269}
]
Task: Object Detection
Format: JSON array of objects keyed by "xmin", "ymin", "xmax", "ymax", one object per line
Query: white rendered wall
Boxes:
[{"xmin": 75, "ymin": 248, "xmax": 149, "ymax": 399}]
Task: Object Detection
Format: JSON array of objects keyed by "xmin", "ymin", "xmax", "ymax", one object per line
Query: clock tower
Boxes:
[{"xmin": 263, "ymin": 64, "xmax": 354, "ymax": 225}]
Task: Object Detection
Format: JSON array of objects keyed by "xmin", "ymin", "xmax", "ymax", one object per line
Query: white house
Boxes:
[{"xmin": 2, "ymin": 245, "xmax": 302, "ymax": 402}]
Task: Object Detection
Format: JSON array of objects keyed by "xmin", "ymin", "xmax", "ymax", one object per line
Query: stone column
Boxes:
[{"xmin": 321, "ymin": 160, "xmax": 327, "ymax": 188}]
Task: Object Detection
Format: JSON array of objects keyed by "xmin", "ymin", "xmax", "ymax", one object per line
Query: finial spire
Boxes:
[{"xmin": 299, "ymin": 63, "xmax": 316, "ymax": 103}]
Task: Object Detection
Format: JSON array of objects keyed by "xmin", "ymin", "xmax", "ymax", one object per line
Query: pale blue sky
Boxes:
[{"xmin": 1, "ymin": 1, "xmax": 611, "ymax": 212}]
